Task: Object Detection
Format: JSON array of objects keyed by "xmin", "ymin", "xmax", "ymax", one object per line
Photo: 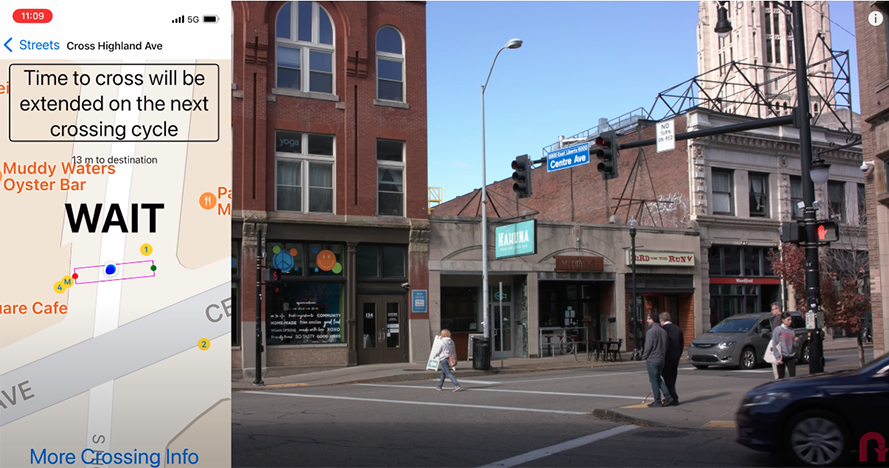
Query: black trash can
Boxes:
[{"xmin": 472, "ymin": 337, "xmax": 491, "ymax": 370}]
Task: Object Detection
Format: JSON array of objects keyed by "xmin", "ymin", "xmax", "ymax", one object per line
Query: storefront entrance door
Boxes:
[
  {"xmin": 492, "ymin": 304, "xmax": 512, "ymax": 358},
  {"xmin": 357, "ymin": 295, "xmax": 404, "ymax": 364}
]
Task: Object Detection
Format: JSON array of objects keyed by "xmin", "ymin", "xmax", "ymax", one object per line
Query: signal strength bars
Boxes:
[{"xmin": 172, "ymin": 15, "xmax": 185, "ymax": 24}]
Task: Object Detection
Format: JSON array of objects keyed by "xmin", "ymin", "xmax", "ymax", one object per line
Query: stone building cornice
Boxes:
[{"xmin": 693, "ymin": 133, "xmax": 861, "ymax": 162}]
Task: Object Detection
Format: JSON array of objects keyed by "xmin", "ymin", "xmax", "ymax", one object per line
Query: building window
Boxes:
[
  {"xmin": 357, "ymin": 245, "xmax": 407, "ymax": 279},
  {"xmin": 275, "ymin": 1, "xmax": 335, "ymax": 93},
  {"xmin": 790, "ymin": 176, "xmax": 803, "ymax": 219},
  {"xmin": 749, "ymin": 172, "xmax": 769, "ymax": 217},
  {"xmin": 827, "ymin": 181, "xmax": 845, "ymax": 224},
  {"xmin": 441, "ymin": 287, "xmax": 478, "ymax": 333},
  {"xmin": 775, "ymin": 39, "xmax": 781, "ymax": 63},
  {"xmin": 765, "ymin": 11, "xmax": 771, "ymax": 34},
  {"xmin": 710, "ymin": 245, "xmax": 776, "ymax": 277},
  {"xmin": 275, "ymin": 130, "xmax": 334, "ymax": 213},
  {"xmin": 712, "ymin": 169, "xmax": 734, "ymax": 215},
  {"xmin": 774, "ymin": 13, "xmax": 780, "ymax": 35},
  {"xmin": 376, "ymin": 26, "xmax": 405, "ymax": 102},
  {"xmin": 232, "ymin": 240, "xmax": 240, "ymax": 346},
  {"xmin": 377, "ymin": 139, "xmax": 404, "ymax": 216},
  {"xmin": 858, "ymin": 183, "xmax": 867, "ymax": 225},
  {"xmin": 787, "ymin": 38, "xmax": 793, "ymax": 64},
  {"xmin": 766, "ymin": 38, "xmax": 773, "ymax": 63}
]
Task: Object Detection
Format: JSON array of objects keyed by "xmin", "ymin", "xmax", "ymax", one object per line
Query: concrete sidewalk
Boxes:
[{"xmin": 232, "ymin": 337, "xmax": 870, "ymax": 392}]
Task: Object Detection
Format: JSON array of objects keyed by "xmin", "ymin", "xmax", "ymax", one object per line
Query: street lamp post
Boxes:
[
  {"xmin": 480, "ymin": 38, "xmax": 522, "ymax": 369},
  {"xmin": 715, "ymin": 1, "xmax": 827, "ymax": 373},
  {"xmin": 628, "ymin": 217, "xmax": 641, "ymax": 360}
]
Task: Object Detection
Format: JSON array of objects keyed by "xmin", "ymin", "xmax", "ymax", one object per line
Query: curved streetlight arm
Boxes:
[{"xmin": 482, "ymin": 46, "xmax": 508, "ymax": 94}]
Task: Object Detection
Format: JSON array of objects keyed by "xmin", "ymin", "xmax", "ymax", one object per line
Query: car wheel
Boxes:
[
  {"xmin": 693, "ymin": 365, "xmax": 709, "ymax": 370},
  {"xmin": 799, "ymin": 343, "xmax": 810, "ymax": 364},
  {"xmin": 739, "ymin": 347, "xmax": 757, "ymax": 370},
  {"xmin": 785, "ymin": 410, "xmax": 849, "ymax": 467}
]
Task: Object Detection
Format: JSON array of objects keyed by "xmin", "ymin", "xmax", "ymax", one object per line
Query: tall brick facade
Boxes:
[
  {"xmin": 854, "ymin": 3, "xmax": 889, "ymax": 357},
  {"xmin": 231, "ymin": 1, "xmax": 429, "ymax": 375}
]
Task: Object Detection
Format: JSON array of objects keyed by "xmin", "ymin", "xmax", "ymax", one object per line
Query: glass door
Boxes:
[{"xmin": 492, "ymin": 304, "xmax": 512, "ymax": 357}]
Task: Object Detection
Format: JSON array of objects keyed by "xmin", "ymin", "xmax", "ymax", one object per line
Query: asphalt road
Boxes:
[{"xmin": 232, "ymin": 349, "xmax": 875, "ymax": 467}]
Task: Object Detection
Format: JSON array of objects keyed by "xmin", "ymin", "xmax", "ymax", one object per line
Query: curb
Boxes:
[{"xmin": 592, "ymin": 408, "xmax": 715, "ymax": 431}]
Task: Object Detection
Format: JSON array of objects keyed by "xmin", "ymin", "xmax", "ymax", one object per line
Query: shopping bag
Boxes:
[
  {"xmin": 764, "ymin": 339, "xmax": 777, "ymax": 364},
  {"xmin": 426, "ymin": 358, "xmax": 441, "ymax": 371}
]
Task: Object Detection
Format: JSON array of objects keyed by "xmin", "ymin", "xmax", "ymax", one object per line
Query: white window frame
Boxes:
[
  {"xmin": 375, "ymin": 26, "xmax": 405, "ymax": 103},
  {"xmin": 712, "ymin": 169, "xmax": 734, "ymax": 215},
  {"xmin": 377, "ymin": 140, "xmax": 405, "ymax": 217},
  {"xmin": 275, "ymin": 131, "xmax": 335, "ymax": 214},
  {"xmin": 275, "ymin": 1, "xmax": 335, "ymax": 95}
]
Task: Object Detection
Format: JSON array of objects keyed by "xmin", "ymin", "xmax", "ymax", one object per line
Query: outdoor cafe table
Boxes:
[{"xmin": 538, "ymin": 327, "xmax": 585, "ymax": 357}]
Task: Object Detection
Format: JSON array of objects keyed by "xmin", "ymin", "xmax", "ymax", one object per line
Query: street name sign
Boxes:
[{"xmin": 546, "ymin": 142, "xmax": 589, "ymax": 172}]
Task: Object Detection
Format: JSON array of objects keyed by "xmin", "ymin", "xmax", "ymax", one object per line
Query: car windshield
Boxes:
[{"xmin": 708, "ymin": 318, "xmax": 758, "ymax": 334}]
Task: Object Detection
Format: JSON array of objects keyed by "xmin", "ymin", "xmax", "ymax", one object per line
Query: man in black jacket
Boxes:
[
  {"xmin": 642, "ymin": 312, "xmax": 673, "ymax": 407},
  {"xmin": 660, "ymin": 312, "xmax": 684, "ymax": 406}
]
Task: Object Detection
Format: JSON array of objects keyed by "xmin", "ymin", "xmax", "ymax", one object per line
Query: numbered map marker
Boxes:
[{"xmin": 198, "ymin": 338, "xmax": 211, "ymax": 350}]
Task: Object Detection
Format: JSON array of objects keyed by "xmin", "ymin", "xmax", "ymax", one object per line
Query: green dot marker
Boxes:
[{"xmin": 150, "ymin": 265, "xmax": 157, "ymax": 271}]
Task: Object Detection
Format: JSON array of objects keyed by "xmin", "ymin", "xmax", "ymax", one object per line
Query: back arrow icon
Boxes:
[{"xmin": 4, "ymin": 38, "xmax": 12, "ymax": 52}]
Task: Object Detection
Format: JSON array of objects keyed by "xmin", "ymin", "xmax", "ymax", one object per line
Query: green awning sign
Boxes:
[{"xmin": 495, "ymin": 220, "xmax": 537, "ymax": 259}]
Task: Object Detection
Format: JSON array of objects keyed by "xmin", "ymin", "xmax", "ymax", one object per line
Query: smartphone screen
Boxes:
[{"xmin": 0, "ymin": 3, "xmax": 232, "ymax": 467}]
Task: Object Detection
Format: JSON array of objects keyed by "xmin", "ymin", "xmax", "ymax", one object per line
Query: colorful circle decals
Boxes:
[
  {"xmin": 272, "ymin": 251, "xmax": 294, "ymax": 272},
  {"xmin": 316, "ymin": 250, "xmax": 336, "ymax": 271},
  {"xmin": 273, "ymin": 246, "xmax": 281, "ymax": 254},
  {"xmin": 332, "ymin": 262, "xmax": 342, "ymax": 274}
]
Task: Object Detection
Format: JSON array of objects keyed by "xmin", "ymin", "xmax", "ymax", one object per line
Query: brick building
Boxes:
[
  {"xmin": 432, "ymin": 105, "xmax": 864, "ymax": 364},
  {"xmin": 854, "ymin": 2, "xmax": 889, "ymax": 357},
  {"xmin": 231, "ymin": 1, "xmax": 429, "ymax": 376}
]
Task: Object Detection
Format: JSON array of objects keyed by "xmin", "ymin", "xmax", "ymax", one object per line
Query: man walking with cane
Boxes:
[{"xmin": 660, "ymin": 312, "xmax": 683, "ymax": 406}]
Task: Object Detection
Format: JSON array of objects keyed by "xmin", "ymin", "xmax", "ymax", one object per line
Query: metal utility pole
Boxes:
[{"xmin": 254, "ymin": 228, "xmax": 264, "ymax": 386}]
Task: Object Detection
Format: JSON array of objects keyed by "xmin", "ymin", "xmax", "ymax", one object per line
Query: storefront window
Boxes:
[
  {"xmin": 267, "ymin": 282, "xmax": 344, "ymax": 345},
  {"xmin": 723, "ymin": 246, "xmax": 741, "ymax": 276},
  {"xmin": 267, "ymin": 241, "xmax": 344, "ymax": 277},
  {"xmin": 440, "ymin": 287, "xmax": 478, "ymax": 333},
  {"xmin": 356, "ymin": 244, "xmax": 407, "ymax": 279}
]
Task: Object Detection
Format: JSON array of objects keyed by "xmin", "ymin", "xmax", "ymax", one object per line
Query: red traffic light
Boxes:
[{"xmin": 594, "ymin": 136, "xmax": 609, "ymax": 147}]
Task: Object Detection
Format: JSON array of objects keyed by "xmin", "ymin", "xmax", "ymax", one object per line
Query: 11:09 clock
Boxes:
[{"xmin": 13, "ymin": 9, "xmax": 53, "ymax": 24}]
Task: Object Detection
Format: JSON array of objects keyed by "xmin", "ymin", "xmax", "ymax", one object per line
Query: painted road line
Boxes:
[
  {"xmin": 680, "ymin": 367, "xmax": 772, "ymax": 373},
  {"xmin": 702, "ymin": 420, "xmax": 737, "ymax": 428},
  {"xmin": 241, "ymin": 391, "xmax": 590, "ymax": 415},
  {"xmin": 507, "ymin": 370, "xmax": 647, "ymax": 384},
  {"xmin": 356, "ymin": 383, "xmax": 645, "ymax": 399},
  {"xmin": 620, "ymin": 403, "xmax": 651, "ymax": 409},
  {"xmin": 478, "ymin": 425, "xmax": 639, "ymax": 468},
  {"xmin": 448, "ymin": 379, "xmax": 502, "ymax": 385},
  {"xmin": 265, "ymin": 383, "xmax": 308, "ymax": 388}
]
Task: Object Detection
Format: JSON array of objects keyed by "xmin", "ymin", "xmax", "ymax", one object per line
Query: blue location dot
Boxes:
[{"xmin": 105, "ymin": 263, "xmax": 117, "ymax": 276}]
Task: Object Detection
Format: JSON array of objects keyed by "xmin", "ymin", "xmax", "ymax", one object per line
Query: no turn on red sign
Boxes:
[{"xmin": 657, "ymin": 119, "xmax": 675, "ymax": 153}]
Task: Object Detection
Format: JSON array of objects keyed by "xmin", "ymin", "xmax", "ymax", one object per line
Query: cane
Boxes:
[{"xmin": 642, "ymin": 391, "xmax": 652, "ymax": 403}]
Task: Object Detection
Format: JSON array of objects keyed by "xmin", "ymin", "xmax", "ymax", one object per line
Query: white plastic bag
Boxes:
[{"xmin": 764, "ymin": 339, "xmax": 777, "ymax": 364}]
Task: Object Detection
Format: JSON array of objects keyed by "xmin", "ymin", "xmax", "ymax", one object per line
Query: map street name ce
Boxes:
[{"xmin": 546, "ymin": 142, "xmax": 589, "ymax": 172}]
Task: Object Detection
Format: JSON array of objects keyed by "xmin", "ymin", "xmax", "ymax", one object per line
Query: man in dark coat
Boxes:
[
  {"xmin": 660, "ymin": 312, "xmax": 684, "ymax": 406},
  {"xmin": 642, "ymin": 312, "xmax": 673, "ymax": 407}
]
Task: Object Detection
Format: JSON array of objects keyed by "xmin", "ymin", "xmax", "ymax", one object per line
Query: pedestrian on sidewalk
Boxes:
[
  {"xmin": 642, "ymin": 312, "xmax": 673, "ymax": 407},
  {"xmin": 771, "ymin": 312, "xmax": 800, "ymax": 379},
  {"xmin": 769, "ymin": 302, "xmax": 783, "ymax": 379},
  {"xmin": 434, "ymin": 329, "xmax": 462, "ymax": 392},
  {"xmin": 660, "ymin": 312, "xmax": 683, "ymax": 406}
]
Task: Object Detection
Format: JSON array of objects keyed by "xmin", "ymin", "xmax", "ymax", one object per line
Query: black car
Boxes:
[{"xmin": 736, "ymin": 352, "xmax": 889, "ymax": 466}]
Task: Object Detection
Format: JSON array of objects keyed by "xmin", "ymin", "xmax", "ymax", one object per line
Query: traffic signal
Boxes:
[
  {"xmin": 264, "ymin": 268, "xmax": 282, "ymax": 284},
  {"xmin": 815, "ymin": 220, "xmax": 839, "ymax": 242},
  {"xmin": 511, "ymin": 154, "xmax": 532, "ymax": 198},
  {"xmin": 780, "ymin": 220, "xmax": 840, "ymax": 244},
  {"xmin": 593, "ymin": 131, "xmax": 618, "ymax": 180},
  {"xmin": 781, "ymin": 222, "xmax": 804, "ymax": 244}
]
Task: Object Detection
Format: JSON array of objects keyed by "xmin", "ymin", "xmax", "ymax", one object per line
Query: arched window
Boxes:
[
  {"xmin": 275, "ymin": 1, "xmax": 334, "ymax": 93},
  {"xmin": 376, "ymin": 26, "xmax": 404, "ymax": 102}
]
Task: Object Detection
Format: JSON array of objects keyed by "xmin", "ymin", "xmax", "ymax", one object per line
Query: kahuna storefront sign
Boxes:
[
  {"xmin": 625, "ymin": 250, "xmax": 695, "ymax": 266},
  {"xmin": 495, "ymin": 219, "xmax": 537, "ymax": 259}
]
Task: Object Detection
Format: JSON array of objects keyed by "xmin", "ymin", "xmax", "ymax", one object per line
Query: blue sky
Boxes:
[{"xmin": 426, "ymin": 1, "xmax": 860, "ymax": 204}]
